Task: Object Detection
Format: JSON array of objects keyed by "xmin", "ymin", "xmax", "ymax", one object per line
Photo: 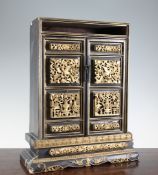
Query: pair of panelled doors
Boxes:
[{"xmin": 44, "ymin": 36, "xmax": 127, "ymax": 138}]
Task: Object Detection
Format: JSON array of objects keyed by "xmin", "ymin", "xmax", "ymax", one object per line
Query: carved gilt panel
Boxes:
[
  {"xmin": 94, "ymin": 59, "xmax": 121, "ymax": 84},
  {"xmin": 94, "ymin": 91, "xmax": 120, "ymax": 116},
  {"xmin": 49, "ymin": 43, "xmax": 81, "ymax": 52},
  {"xmin": 49, "ymin": 92, "xmax": 80, "ymax": 118},
  {"xmin": 91, "ymin": 121, "xmax": 120, "ymax": 131},
  {"xmin": 49, "ymin": 142, "xmax": 128, "ymax": 156},
  {"xmin": 50, "ymin": 124, "xmax": 80, "ymax": 133},
  {"xmin": 49, "ymin": 58, "xmax": 80, "ymax": 84},
  {"xmin": 94, "ymin": 44, "xmax": 121, "ymax": 54}
]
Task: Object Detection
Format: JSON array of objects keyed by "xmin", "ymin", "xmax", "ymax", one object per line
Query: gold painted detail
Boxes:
[
  {"xmin": 49, "ymin": 142, "xmax": 128, "ymax": 156},
  {"xmin": 50, "ymin": 124, "xmax": 80, "ymax": 133},
  {"xmin": 49, "ymin": 43, "xmax": 80, "ymax": 51},
  {"xmin": 92, "ymin": 121, "xmax": 120, "ymax": 131},
  {"xmin": 32, "ymin": 149, "xmax": 135, "ymax": 163},
  {"xmin": 46, "ymin": 165, "xmax": 64, "ymax": 171},
  {"xmin": 32, "ymin": 133, "xmax": 132, "ymax": 149},
  {"xmin": 111, "ymin": 158, "xmax": 129, "ymax": 163},
  {"xmin": 49, "ymin": 58, "xmax": 80, "ymax": 84},
  {"xmin": 94, "ymin": 91, "xmax": 120, "ymax": 116},
  {"xmin": 49, "ymin": 92, "xmax": 80, "ymax": 118},
  {"xmin": 94, "ymin": 44, "xmax": 121, "ymax": 53},
  {"xmin": 94, "ymin": 59, "xmax": 121, "ymax": 84},
  {"xmin": 73, "ymin": 157, "xmax": 106, "ymax": 167}
]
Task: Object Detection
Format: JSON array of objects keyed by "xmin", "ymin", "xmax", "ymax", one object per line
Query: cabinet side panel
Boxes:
[{"xmin": 29, "ymin": 20, "xmax": 40, "ymax": 137}]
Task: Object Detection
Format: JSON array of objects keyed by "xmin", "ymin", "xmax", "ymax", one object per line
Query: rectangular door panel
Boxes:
[
  {"xmin": 87, "ymin": 37, "xmax": 127, "ymax": 136},
  {"xmin": 43, "ymin": 36, "xmax": 86, "ymax": 138}
]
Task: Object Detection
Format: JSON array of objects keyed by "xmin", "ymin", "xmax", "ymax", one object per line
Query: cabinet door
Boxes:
[
  {"xmin": 87, "ymin": 38, "xmax": 128, "ymax": 135},
  {"xmin": 43, "ymin": 36, "xmax": 86, "ymax": 138}
]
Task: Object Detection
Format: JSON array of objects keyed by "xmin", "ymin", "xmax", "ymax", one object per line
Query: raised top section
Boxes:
[{"xmin": 32, "ymin": 17, "xmax": 129, "ymax": 36}]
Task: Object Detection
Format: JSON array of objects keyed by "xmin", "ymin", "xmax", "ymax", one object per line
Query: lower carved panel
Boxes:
[
  {"xmin": 49, "ymin": 142, "xmax": 128, "ymax": 156},
  {"xmin": 49, "ymin": 92, "xmax": 80, "ymax": 118},
  {"xmin": 50, "ymin": 124, "xmax": 80, "ymax": 133},
  {"xmin": 94, "ymin": 91, "xmax": 120, "ymax": 116},
  {"xmin": 91, "ymin": 121, "xmax": 120, "ymax": 131}
]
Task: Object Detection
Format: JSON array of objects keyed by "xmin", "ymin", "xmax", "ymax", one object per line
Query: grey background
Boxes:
[{"xmin": 0, "ymin": 0, "xmax": 158, "ymax": 148}]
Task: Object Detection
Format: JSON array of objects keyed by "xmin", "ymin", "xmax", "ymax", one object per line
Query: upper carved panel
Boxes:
[
  {"xmin": 94, "ymin": 91, "xmax": 120, "ymax": 116},
  {"xmin": 94, "ymin": 59, "xmax": 121, "ymax": 84},
  {"xmin": 49, "ymin": 43, "xmax": 81, "ymax": 52},
  {"xmin": 49, "ymin": 92, "xmax": 80, "ymax": 118},
  {"xmin": 49, "ymin": 58, "xmax": 80, "ymax": 84},
  {"xmin": 93, "ymin": 44, "xmax": 122, "ymax": 54}
]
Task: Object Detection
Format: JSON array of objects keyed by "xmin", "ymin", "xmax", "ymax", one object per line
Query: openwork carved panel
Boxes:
[
  {"xmin": 49, "ymin": 142, "xmax": 128, "ymax": 156},
  {"xmin": 49, "ymin": 92, "xmax": 80, "ymax": 118},
  {"xmin": 94, "ymin": 91, "xmax": 120, "ymax": 116},
  {"xmin": 49, "ymin": 58, "xmax": 80, "ymax": 84},
  {"xmin": 94, "ymin": 59, "xmax": 121, "ymax": 84},
  {"xmin": 94, "ymin": 44, "xmax": 121, "ymax": 53},
  {"xmin": 49, "ymin": 43, "xmax": 81, "ymax": 52},
  {"xmin": 91, "ymin": 121, "xmax": 120, "ymax": 131},
  {"xmin": 50, "ymin": 124, "xmax": 80, "ymax": 133}
]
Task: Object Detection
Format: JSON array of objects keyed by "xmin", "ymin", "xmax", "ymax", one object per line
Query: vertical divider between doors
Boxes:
[{"xmin": 85, "ymin": 37, "xmax": 90, "ymax": 136}]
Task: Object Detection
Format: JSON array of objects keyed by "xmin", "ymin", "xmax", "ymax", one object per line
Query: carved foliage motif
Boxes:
[
  {"xmin": 92, "ymin": 121, "xmax": 120, "ymax": 131},
  {"xmin": 94, "ymin": 44, "xmax": 121, "ymax": 53},
  {"xmin": 49, "ymin": 58, "xmax": 80, "ymax": 84},
  {"xmin": 94, "ymin": 59, "xmax": 121, "ymax": 84},
  {"xmin": 49, "ymin": 92, "xmax": 80, "ymax": 118},
  {"xmin": 49, "ymin": 43, "xmax": 81, "ymax": 51},
  {"xmin": 49, "ymin": 142, "xmax": 128, "ymax": 156},
  {"xmin": 50, "ymin": 124, "xmax": 80, "ymax": 133},
  {"xmin": 94, "ymin": 91, "xmax": 120, "ymax": 116},
  {"xmin": 46, "ymin": 165, "xmax": 64, "ymax": 171}
]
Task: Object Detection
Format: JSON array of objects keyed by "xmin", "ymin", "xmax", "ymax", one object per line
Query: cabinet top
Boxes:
[
  {"xmin": 31, "ymin": 17, "xmax": 129, "ymax": 37},
  {"xmin": 32, "ymin": 17, "xmax": 129, "ymax": 26}
]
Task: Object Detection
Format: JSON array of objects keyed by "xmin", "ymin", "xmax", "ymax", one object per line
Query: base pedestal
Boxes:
[{"xmin": 20, "ymin": 132, "xmax": 139, "ymax": 174}]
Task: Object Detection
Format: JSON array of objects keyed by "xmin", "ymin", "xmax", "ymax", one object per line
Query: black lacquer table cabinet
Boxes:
[{"xmin": 20, "ymin": 18, "xmax": 138, "ymax": 174}]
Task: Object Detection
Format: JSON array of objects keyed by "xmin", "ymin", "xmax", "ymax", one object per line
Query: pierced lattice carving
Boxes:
[
  {"xmin": 94, "ymin": 91, "xmax": 120, "ymax": 116},
  {"xmin": 94, "ymin": 59, "xmax": 121, "ymax": 84},
  {"xmin": 49, "ymin": 92, "xmax": 80, "ymax": 118},
  {"xmin": 49, "ymin": 58, "xmax": 80, "ymax": 84}
]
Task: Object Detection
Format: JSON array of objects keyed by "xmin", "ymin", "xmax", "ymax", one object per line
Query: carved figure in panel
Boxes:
[
  {"xmin": 94, "ymin": 59, "xmax": 121, "ymax": 84},
  {"xmin": 49, "ymin": 92, "xmax": 80, "ymax": 118},
  {"xmin": 49, "ymin": 58, "xmax": 80, "ymax": 84},
  {"xmin": 94, "ymin": 91, "xmax": 120, "ymax": 116}
]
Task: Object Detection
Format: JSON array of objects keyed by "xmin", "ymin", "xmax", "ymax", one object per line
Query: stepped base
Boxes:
[{"xmin": 20, "ymin": 148, "xmax": 138, "ymax": 174}]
